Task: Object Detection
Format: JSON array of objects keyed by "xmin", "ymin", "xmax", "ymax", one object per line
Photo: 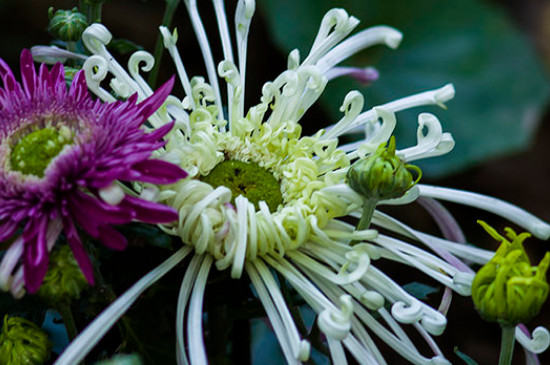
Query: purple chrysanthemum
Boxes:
[{"xmin": 0, "ymin": 50, "xmax": 187, "ymax": 296}]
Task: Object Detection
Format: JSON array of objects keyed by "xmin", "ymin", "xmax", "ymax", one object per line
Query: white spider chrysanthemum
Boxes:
[{"xmin": 53, "ymin": 1, "xmax": 550, "ymax": 364}]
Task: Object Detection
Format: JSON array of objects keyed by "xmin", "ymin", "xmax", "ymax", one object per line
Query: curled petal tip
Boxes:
[
  {"xmin": 384, "ymin": 28, "xmax": 403, "ymax": 49},
  {"xmin": 533, "ymin": 223, "xmax": 550, "ymax": 240},
  {"xmin": 435, "ymin": 84, "xmax": 455, "ymax": 105}
]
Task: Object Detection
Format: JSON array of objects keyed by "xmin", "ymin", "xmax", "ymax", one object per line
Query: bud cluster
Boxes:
[
  {"xmin": 472, "ymin": 221, "xmax": 550, "ymax": 325},
  {"xmin": 0, "ymin": 316, "xmax": 51, "ymax": 365}
]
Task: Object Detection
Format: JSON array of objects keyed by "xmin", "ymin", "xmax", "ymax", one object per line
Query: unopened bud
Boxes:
[
  {"xmin": 346, "ymin": 136, "xmax": 421, "ymax": 201},
  {"xmin": 37, "ymin": 245, "xmax": 88, "ymax": 304},
  {"xmin": 472, "ymin": 221, "xmax": 550, "ymax": 325},
  {"xmin": 0, "ymin": 315, "xmax": 51, "ymax": 365},
  {"xmin": 48, "ymin": 7, "xmax": 88, "ymax": 42}
]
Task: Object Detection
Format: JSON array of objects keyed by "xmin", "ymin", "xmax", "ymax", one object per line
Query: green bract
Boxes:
[
  {"xmin": 37, "ymin": 245, "xmax": 88, "ymax": 304},
  {"xmin": 346, "ymin": 136, "xmax": 421, "ymax": 201},
  {"xmin": 472, "ymin": 221, "xmax": 550, "ymax": 326},
  {"xmin": 0, "ymin": 316, "xmax": 51, "ymax": 365},
  {"xmin": 48, "ymin": 7, "xmax": 88, "ymax": 42}
]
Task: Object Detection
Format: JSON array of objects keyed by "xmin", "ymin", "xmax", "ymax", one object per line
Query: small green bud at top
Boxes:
[
  {"xmin": 94, "ymin": 354, "xmax": 144, "ymax": 365},
  {"xmin": 48, "ymin": 7, "xmax": 88, "ymax": 42},
  {"xmin": 472, "ymin": 220, "xmax": 550, "ymax": 326},
  {"xmin": 346, "ymin": 136, "xmax": 421, "ymax": 201},
  {"xmin": 37, "ymin": 245, "xmax": 88, "ymax": 304},
  {"xmin": 0, "ymin": 315, "xmax": 52, "ymax": 365}
]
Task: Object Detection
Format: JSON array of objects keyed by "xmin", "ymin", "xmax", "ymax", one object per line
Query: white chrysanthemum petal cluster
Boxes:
[{"xmin": 53, "ymin": 1, "xmax": 550, "ymax": 365}]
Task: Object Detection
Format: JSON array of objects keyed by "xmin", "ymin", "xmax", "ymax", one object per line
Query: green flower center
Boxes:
[
  {"xmin": 202, "ymin": 160, "xmax": 283, "ymax": 212},
  {"xmin": 10, "ymin": 126, "xmax": 72, "ymax": 177}
]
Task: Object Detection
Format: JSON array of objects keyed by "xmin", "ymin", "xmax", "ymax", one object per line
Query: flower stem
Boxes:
[
  {"xmin": 148, "ymin": 0, "xmax": 180, "ymax": 87},
  {"xmin": 58, "ymin": 302, "xmax": 78, "ymax": 341},
  {"xmin": 87, "ymin": 3, "xmax": 102, "ymax": 24},
  {"xmin": 499, "ymin": 325, "xmax": 516, "ymax": 365},
  {"xmin": 357, "ymin": 198, "xmax": 377, "ymax": 231}
]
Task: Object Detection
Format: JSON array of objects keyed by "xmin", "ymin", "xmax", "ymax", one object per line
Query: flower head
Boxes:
[
  {"xmin": 54, "ymin": 2, "xmax": 550, "ymax": 365},
  {"xmin": 0, "ymin": 315, "xmax": 51, "ymax": 365},
  {"xmin": 0, "ymin": 50, "xmax": 187, "ymax": 296},
  {"xmin": 472, "ymin": 221, "xmax": 550, "ymax": 325}
]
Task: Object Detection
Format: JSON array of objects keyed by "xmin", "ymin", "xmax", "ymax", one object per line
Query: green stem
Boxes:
[
  {"xmin": 87, "ymin": 3, "xmax": 102, "ymax": 24},
  {"xmin": 58, "ymin": 302, "xmax": 78, "ymax": 341},
  {"xmin": 147, "ymin": 0, "xmax": 180, "ymax": 88},
  {"xmin": 498, "ymin": 325, "xmax": 516, "ymax": 365},
  {"xmin": 66, "ymin": 41, "xmax": 78, "ymax": 67},
  {"xmin": 357, "ymin": 198, "xmax": 377, "ymax": 231}
]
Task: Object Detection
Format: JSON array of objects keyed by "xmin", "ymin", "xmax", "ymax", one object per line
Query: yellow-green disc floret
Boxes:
[
  {"xmin": 10, "ymin": 127, "xmax": 72, "ymax": 177},
  {"xmin": 202, "ymin": 160, "xmax": 283, "ymax": 212}
]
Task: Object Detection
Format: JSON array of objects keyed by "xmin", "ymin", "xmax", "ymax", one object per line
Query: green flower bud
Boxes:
[
  {"xmin": 94, "ymin": 354, "xmax": 143, "ymax": 365},
  {"xmin": 48, "ymin": 7, "xmax": 88, "ymax": 42},
  {"xmin": 0, "ymin": 315, "xmax": 51, "ymax": 365},
  {"xmin": 346, "ymin": 136, "xmax": 421, "ymax": 201},
  {"xmin": 472, "ymin": 220, "xmax": 550, "ymax": 326},
  {"xmin": 37, "ymin": 245, "xmax": 88, "ymax": 304}
]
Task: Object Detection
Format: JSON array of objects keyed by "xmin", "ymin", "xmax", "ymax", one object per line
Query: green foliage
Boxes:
[
  {"xmin": 260, "ymin": 0, "xmax": 550, "ymax": 176},
  {"xmin": 108, "ymin": 39, "xmax": 144, "ymax": 55},
  {"xmin": 402, "ymin": 281, "xmax": 439, "ymax": 300},
  {"xmin": 454, "ymin": 347, "xmax": 480, "ymax": 365}
]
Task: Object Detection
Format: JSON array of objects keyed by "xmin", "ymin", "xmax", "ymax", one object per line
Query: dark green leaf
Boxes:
[
  {"xmin": 108, "ymin": 39, "xmax": 144, "ymax": 54},
  {"xmin": 402, "ymin": 281, "xmax": 439, "ymax": 300},
  {"xmin": 454, "ymin": 346, "xmax": 480, "ymax": 365},
  {"xmin": 117, "ymin": 223, "xmax": 173, "ymax": 250}
]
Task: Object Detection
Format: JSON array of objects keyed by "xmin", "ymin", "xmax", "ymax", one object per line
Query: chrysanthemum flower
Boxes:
[
  {"xmin": 55, "ymin": 1, "xmax": 550, "ymax": 364},
  {"xmin": 0, "ymin": 50, "xmax": 187, "ymax": 297}
]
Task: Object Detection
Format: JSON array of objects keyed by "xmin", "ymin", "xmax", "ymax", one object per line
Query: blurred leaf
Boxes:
[
  {"xmin": 402, "ymin": 281, "xmax": 439, "ymax": 300},
  {"xmin": 454, "ymin": 347, "xmax": 479, "ymax": 365},
  {"xmin": 117, "ymin": 223, "xmax": 173, "ymax": 250},
  {"xmin": 260, "ymin": 0, "xmax": 550, "ymax": 176},
  {"xmin": 108, "ymin": 38, "xmax": 144, "ymax": 54},
  {"xmin": 120, "ymin": 297, "xmax": 176, "ymax": 365}
]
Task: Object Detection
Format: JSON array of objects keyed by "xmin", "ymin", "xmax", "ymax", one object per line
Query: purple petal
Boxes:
[
  {"xmin": 141, "ymin": 121, "xmax": 176, "ymax": 143},
  {"xmin": 127, "ymin": 159, "xmax": 187, "ymax": 184},
  {"xmin": 38, "ymin": 63, "xmax": 52, "ymax": 91},
  {"xmin": 23, "ymin": 216, "xmax": 49, "ymax": 293},
  {"xmin": 0, "ymin": 219, "xmax": 19, "ymax": 241},
  {"xmin": 69, "ymin": 70, "xmax": 88, "ymax": 101},
  {"xmin": 70, "ymin": 191, "xmax": 135, "ymax": 225},
  {"xmin": 97, "ymin": 225, "xmax": 128, "ymax": 251},
  {"xmin": 119, "ymin": 195, "xmax": 179, "ymax": 223},
  {"xmin": 20, "ymin": 49, "xmax": 37, "ymax": 98},
  {"xmin": 0, "ymin": 57, "xmax": 14, "ymax": 82},
  {"xmin": 50, "ymin": 62, "xmax": 65, "ymax": 96},
  {"xmin": 63, "ymin": 217, "xmax": 95, "ymax": 284},
  {"xmin": 136, "ymin": 76, "xmax": 175, "ymax": 120}
]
